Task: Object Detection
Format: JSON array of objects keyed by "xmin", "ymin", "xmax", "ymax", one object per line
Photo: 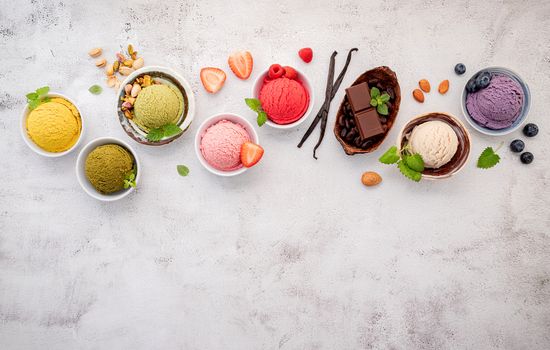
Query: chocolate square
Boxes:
[
  {"xmin": 354, "ymin": 108, "xmax": 384, "ymax": 140},
  {"xmin": 345, "ymin": 82, "xmax": 371, "ymax": 113}
]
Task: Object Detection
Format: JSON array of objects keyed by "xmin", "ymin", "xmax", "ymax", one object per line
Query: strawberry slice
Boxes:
[
  {"xmin": 200, "ymin": 67, "xmax": 226, "ymax": 93},
  {"xmin": 240, "ymin": 142, "xmax": 264, "ymax": 168},
  {"xmin": 228, "ymin": 50, "xmax": 253, "ymax": 80}
]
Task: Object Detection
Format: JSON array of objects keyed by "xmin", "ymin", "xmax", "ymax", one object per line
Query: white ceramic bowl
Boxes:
[
  {"xmin": 195, "ymin": 113, "xmax": 259, "ymax": 177},
  {"xmin": 117, "ymin": 66, "xmax": 196, "ymax": 145},
  {"xmin": 76, "ymin": 137, "xmax": 141, "ymax": 201},
  {"xmin": 251, "ymin": 66, "xmax": 314, "ymax": 129},
  {"xmin": 20, "ymin": 92, "xmax": 84, "ymax": 157},
  {"xmin": 461, "ymin": 66, "xmax": 530, "ymax": 136}
]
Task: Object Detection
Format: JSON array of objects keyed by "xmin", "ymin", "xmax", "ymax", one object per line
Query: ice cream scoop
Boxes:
[
  {"xmin": 85, "ymin": 144, "xmax": 135, "ymax": 194},
  {"xmin": 466, "ymin": 73, "xmax": 524, "ymax": 130},
  {"xmin": 133, "ymin": 84, "xmax": 183, "ymax": 132},
  {"xmin": 200, "ymin": 120, "xmax": 251, "ymax": 171},
  {"xmin": 259, "ymin": 77, "xmax": 309, "ymax": 125},
  {"xmin": 408, "ymin": 120, "xmax": 459, "ymax": 169},
  {"xmin": 26, "ymin": 97, "xmax": 81, "ymax": 153}
]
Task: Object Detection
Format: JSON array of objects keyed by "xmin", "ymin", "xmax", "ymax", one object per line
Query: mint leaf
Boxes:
[
  {"xmin": 370, "ymin": 98, "xmax": 378, "ymax": 107},
  {"xmin": 370, "ymin": 87, "xmax": 380, "ymax": 98},
  {"xmin": 245, "ymin": 98, "xmax": 262, "ymax": 112},
  {"xmin": 36, "ymin": 86, "xmax": 50, "ymax": 96},
  {"xmin": 398, "ymin": 160, "xmax": 422, "ymax": 182},
  {"xmin": 257, "ymin": 111, "xmax": 267, "ymax": 127},
  {"xmin": 28, "ymin": 99, "xmax": 41, "ymax": 110},
  {"xmin": 477, "ymin": 147, "xmax": 500, "ymax": 169},
  {"xmin": 163, "ymin": 123, "xmax": 182, "ymax": 137},
  {"xmin": 379, "ymin": 146, "xmax": 400, "ymax": 164},
  {"xmin": 146, "ymin": 127, "xmax": 164, "ymax": 142},
  {"xmin": 88, "ymin": 84, "xmax": 102, "ymax": 95},
  {"xmin": 380, "ymin": 93, "xmax": 390, "ymax": 103},
  {"xmin": 404, "ymin": 153, "xmax": 424, "ymax": 172},
  {"xmin": 42, "ymin": 96, "xmax": 51, "ymax": 103},
  {"xmin": 26, "ymin": 92, "xmax": 38, "ymax": 100},
  {"xmin": 377, "ymin": 103, "xmax": 388, "ymax": 116},
  {"xmin": 123, "ymin": 169, "xmax": 137, "ymax": 189},
  {"xmin": 177, "ymin": 165, "xmax": 189, "ymax": 177}
]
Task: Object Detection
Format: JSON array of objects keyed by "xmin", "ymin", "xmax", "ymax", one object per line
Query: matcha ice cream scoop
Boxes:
[
  {"xmin": 85, "ymin": 144, "xmax": 134, "ymax": 194},
  {"xmin": 133, "ymin": 84, "xmax": 184, "ymax": 132}
]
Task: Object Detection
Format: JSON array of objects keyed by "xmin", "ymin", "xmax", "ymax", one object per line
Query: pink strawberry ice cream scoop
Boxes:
[
  {"xmin": 259, "ymin": 77, "xmax": 309, "ymax": 125},
  {"xmin": 200, "ymin": 120, "xmax": 251, "ymax": 171}
]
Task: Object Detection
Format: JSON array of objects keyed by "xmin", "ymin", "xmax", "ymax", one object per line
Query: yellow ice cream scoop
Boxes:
[{"xmin": 26, "ymin": 98, "xmax": 82, "ymax": 152}]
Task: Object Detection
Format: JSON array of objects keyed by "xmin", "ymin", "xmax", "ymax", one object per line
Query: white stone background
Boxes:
[{"xmin": 1, "ymin": 0, "xmax": 549, "ymax": 349}]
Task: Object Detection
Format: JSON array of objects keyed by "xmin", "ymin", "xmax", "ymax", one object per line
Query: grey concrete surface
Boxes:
[{"xmin": 1, "ymin": 0, "xmax": 549, "ymax": 349}]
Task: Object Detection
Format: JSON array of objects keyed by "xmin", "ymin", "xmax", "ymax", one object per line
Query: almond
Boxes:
[
  {"xmin": 88, "ymin": 48, "xmax": 102, "ymax": 57},
  {"xmin": 438, "ymin": 79, "xmax": 450, "ymax": 94},
  {"xmin": 361, "ymin": 171, "xmax": 382, "ymax": 187},
  {"xmin": 95, "ymin": 58, "xmax": 107, "ymax": 67},
  {"xmin": 419, "ymin": 79, "xmax": 431, "ymax": 93},
  {"xmin": 412, "ymin": 89, "xmax": 425, "ymax": 103}
]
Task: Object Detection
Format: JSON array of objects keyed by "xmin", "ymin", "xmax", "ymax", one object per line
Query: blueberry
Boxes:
[
  {"xmin": 520, "ymin": 152, "xmax": 534, "ymax": 164},
  {"xmin": 510, "ymin": 139, "xmax": 525, "ymax": 153},
  {"xmin": 475, "ymin": 71, "xmax": 492, "ymax": 89},
  {"xmin": 454, "ymin": 63, "xmax": 466, "ymax": 75},
  {"xmin": 523, "ymin": 123, "xmax": 539, "ymax": 137},
  {"xmin": 466, "ymin": 78, "xmax": 478, "ymax": 93}
]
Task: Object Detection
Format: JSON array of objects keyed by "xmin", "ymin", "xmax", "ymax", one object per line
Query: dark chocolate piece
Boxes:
[
  {"xmin": 345, "ymin": 82, "xmax": 371, "ymax": 112},
  {"xmin": 354, "ymin": 108, "xmax": 384, "ymax": 140}
]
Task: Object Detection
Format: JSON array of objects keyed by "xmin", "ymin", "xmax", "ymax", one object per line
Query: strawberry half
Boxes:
[
  {"xmin": 228, "ymin": 50, "xmax": 253, "ymax": 80},
  {"xmin": 240, "ymin": 142, "xmax": 264, "ymax": 168},
  {"xmin": 200, "ymin": 67, "xmax": 226, "ymax": 93},
  {"xmin": 298, "ymin": 48, "xmax": 313, "ymax": 63}
]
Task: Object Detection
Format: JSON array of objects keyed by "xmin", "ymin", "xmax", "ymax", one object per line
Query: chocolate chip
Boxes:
[
  {"xmin": 348, "ymin": 128, "xmax": 356, "ymax": 138},
  {"xmin": 386, "ymin": 88, "xmax": 394, "ymax": 99},
  {"xmin": 345, "ymin": 118, "xmax": 350, "ymax": 129},
  {"xmin": 340, "ymin": 128, "xmax": 347, "ymax": 138},
  {"xmin": 338, "ymin": 116, "xmax": 345, "ymax": 127}
]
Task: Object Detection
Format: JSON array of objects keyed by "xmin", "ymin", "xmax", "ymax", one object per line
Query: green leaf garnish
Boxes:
[
  {"xmin": 25, "ymin": 86, "xmax": 50, "ymax": 110},
  {"xmin": 379, "ymin": 145, "xmax": 425, "ymax": 182},
  {"xmin": 404, "ymin": 153, "xmax": 424, "ymax": 172},
  {"xmin": 369, "ymin": 87, "xmax": 391, "ymax": 116},
  {"xmin": 398, "ymin": 160, "xmax": 422, "ymax": 182},
  {"xmin": 123, "ymin": 168, "xmax": 137, "ymax": 189},
  {"xmin": 146, "ymin": 123, "xmax": 182, "ymax": 142},
  {"xmin": 379, "ymin": 93, "xmax": 390, "ymax": 103},
  {"xmin": 477, "ymin": 147, "xmax": 500, "ymax": 169},
  {"xmin": 245, "ymin": 98, "xmax": 268, "ymax": 127},
  {"xmin": 177, "ymin": 165, "xmax": 189, "ymax": 177},
  {"xmin": 379, "ymin": 146, "xmax": 400, "ymax": 164},
  {"xmin": 88, "ymin": 84, "xmax": 103, "ymax": 95},
  {"xmin": 370, "ymin": 87, "xmax": 380, "ymax": 98},
  {"xmin": 377, "ymin": 103, "xmax": 388, "ymax": 116},
  {"xmin": 370, "ymin": 98, "xmax": 378, "ymax": 107}
]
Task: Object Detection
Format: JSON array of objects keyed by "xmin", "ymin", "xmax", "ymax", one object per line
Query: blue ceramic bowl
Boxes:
[{"xmin": 461, "ymin": 67, "xmax": 530, "ymax": 136}]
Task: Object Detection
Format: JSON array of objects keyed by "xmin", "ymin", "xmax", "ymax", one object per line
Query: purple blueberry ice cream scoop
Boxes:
[{"xmin": 466, "ymin": 74, "xmax": 524, "ymax": 130}]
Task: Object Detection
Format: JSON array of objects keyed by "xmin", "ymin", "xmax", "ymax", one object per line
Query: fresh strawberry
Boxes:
[
  {"xmin": 268, "ymin": 64, "xmax": 285, "ymax": 79},
  {"xmin": 240, "ymin": 142, "xmax": 264, "ymax": 168},
  {"xmin": 283, "ymin": 66, "xmax": 298, "ymax": 80},
  {"xmin": 298, "ymin": 48, "xmax": 313, "ymax": 63},
  {"xmin": 200, "ymin": 67, "xmax": 226, "ymax": 93},
  {"xmin": 228, "ymin": 50, "xmax": 253, "ymax": 80}
]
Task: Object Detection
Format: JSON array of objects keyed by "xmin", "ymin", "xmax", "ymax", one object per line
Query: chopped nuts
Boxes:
[
  {"xmin": 124, "ymin": 84, "xmax": 133, "ymax": 94},
  {"xmin": 88, "ymin": 48, "xmax": 102, "ymax": 57},
  {"xmin": 130, "ymin": 83, "xmax": 141, "ymax": 97},
  {"xmin": 95, "ymin": 58, "xmax": 107, "ymax": 67}
]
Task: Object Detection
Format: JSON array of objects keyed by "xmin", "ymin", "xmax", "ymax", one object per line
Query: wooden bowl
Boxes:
[{"xmin": 334, "ymin": 66, "xmax": 401, "ymax": 155}]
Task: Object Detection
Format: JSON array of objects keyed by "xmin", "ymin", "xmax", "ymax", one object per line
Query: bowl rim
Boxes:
[
  {"xmin": 20, "ymin": 92, "xmax": 84, "ymax": 158},
  {"xmin": 116, "ymin": 65, "xmax": 196, "ymax": 145},
  {"xmin": 251, "ymin": 66, "xmax": 314, "ymax": 129},
  {"xmin": 460, "ymin": 66, "xmax": 530, "ymax": 136},
  {"xmin": 194, "ymin": 113, "xmax": 259, "ymax": 177},
  {"xmin": 75, "ymin": 136, "xmax": 141, "ymax": 201},
  {"xmin": 396, "ymin": 112, "xmax": 471, "ymax": 180}
]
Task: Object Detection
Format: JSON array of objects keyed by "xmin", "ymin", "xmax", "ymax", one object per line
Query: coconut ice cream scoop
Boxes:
[{"xmin": 408, "ymin": 120, "xmax": 459, "ymax": 169}]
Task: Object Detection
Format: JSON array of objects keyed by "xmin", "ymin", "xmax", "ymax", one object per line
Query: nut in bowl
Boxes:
[
  {"xmin": 250, "ymin": 65, "xmax": 314, "ymax": 129},
  {"xmin": 396, "ymin": 112, "xmax": 471, "ymax": 180},
  {"xmin": 117, "ymin": 66, "xmax": 195, "ymax": 145},
  {"xmin": 20, "ymin": 91, "xmax": 84, "ymax": 157},
  {"xmin": 461, "ymin": 66, "xmax": 530, "ymax": 136},
  {"xmin": 76, "ymin": 137, "xmax": 141, "ymax": 201},
  {"xmin": 195, "ymin": 113, "xmax": 260, "ymax": 177}
]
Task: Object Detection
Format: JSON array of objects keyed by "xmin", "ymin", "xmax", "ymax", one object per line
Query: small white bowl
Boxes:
[
  {"xmin": 76, "ymin": 137, "xmax": 141, "ymax": 201},
  {"xmin": 195, "ymin": 113, "xmax": 259, "ymax": 177},
  {"xmin": 117, "ymin": 66, "xmax": 196, "ymax": 145},
  {"xmin": 20, "ymin": 92, "xmax": 84, "ymax": 157},
  {"xmin": 251, "ymin": 66, "xmax": 314, "ymax": 129}
]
